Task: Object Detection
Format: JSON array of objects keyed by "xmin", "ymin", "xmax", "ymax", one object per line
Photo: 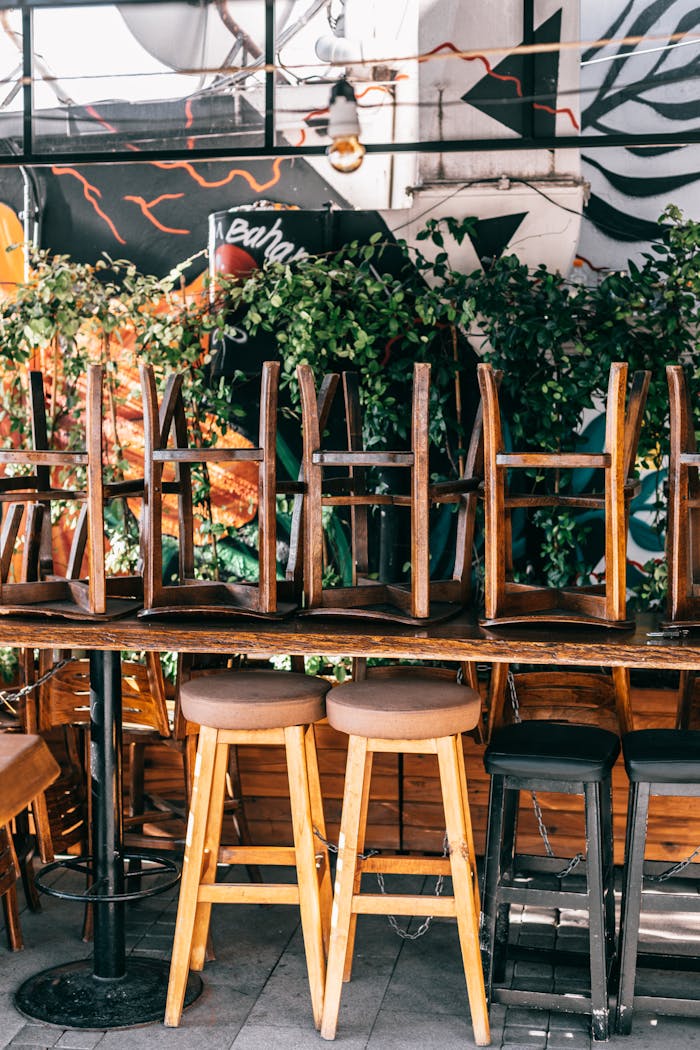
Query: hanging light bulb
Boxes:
[{"xmin": 326, "ymin": 78, "xmax": 365, "ymax": 174}]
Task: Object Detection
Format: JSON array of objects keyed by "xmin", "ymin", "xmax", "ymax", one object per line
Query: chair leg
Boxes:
[
  {"xmin": 227, "ymin": 744, "xmax": 262, "ymax": 884},
  {"xmin": 2, "ymin": 884, "xmax": 23, "ymax": 951},
  {"xmin": 584, "ymin": 781, "xmax": 610, "ymax": 1041},
  {"xmin": 343, "ymin": 746, "xmax": 373, "ymax": 983},
  {"xmin": 321, "ymin": 735, "xmax": 368, "ymax": 1041},
  {"xmin": 304, "ymin": 724, "xmax": 333, "ymax": 956},
  {"xmin": 611, "ymin": 666, "xmax": 634, "ymax": 735},
  {"xmin": 437, "ymin": 735, "xmax": 490, "ymax": 1047},
  {"xmin": 676, "ymin": 670, "xmax": 696, "ymax": 729},
  {"xmin": 615, "ymin": 782, "xmax": 649, "ymax": 1036},
  {"xmin": 480, "ymin": 774, "xmax": 505, "ymax": 1002},
  {"xmin": 487, "ymin": 662, "xmax": 510, "ymax": 740},
  {"xmin": 189, "ymin": 739, "xmax": 229, "ymax": 971},
  {"xmin": 165, "ymin": 725, "xmax": 218, "ymax": 1028},
  {"xmin": 1, "ymin": 829, "xmax": 23, "ymax": 951},
  {"xmin": 285, "ymin": 725, "xmax": 327, "ymax": 1031}
]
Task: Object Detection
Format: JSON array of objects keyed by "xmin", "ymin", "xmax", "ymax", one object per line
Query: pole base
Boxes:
[{"xmin": 15, "ymin": 957, "xmax": 202, "ymax": 1029}]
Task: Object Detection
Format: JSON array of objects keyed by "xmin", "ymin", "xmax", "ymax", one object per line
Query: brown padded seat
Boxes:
[
  {"xmin": 179, "ymin": 670, "xmax": 330, "ymax": 730},
  {"xmin": 326, "ymin": 676, "xmax": 482, "ymax": 740}
]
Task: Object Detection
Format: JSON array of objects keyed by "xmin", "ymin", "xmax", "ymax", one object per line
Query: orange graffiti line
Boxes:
[
  {"xmin": 85, "ymin": 104, "xmax": 118, "ymax": 133},
  {"xmin": 124, "ymin": 194, "xmax": 190, "ymax": 235},
  {"xmin": 423, "ymin": 40, "xmax": 579, "ymax": 132},
  {"xmin": 51, "ymin": 166, "xmax": 126, "ymax": 245},
  {"xmin": 295, "ymin": 128, "xmax": 306, "ymax": 147},
  {"xmin": 356, "ymin": 84, "xmax": 391, "ymax": 101},
  {"xmin": 185, "ymin": 98, "xmax": 194, "ymax": 129},
  {"xmin": 533, "ymin": 101, "xmax": 580, "ymax": 130},
  {"xmin": 85, "ymin": 104, "xmax": 142, "ymax": 151},
  {"xmin": 149, "ymin": 156, "xmax": 285, "ymax": 192}
]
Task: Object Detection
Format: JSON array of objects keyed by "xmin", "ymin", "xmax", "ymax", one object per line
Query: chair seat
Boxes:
[
  {"xmin": 484, "ymin": 721, "xmax": 620, "ymax": 782},
  {"xmin": 326, "ymin": 677, "xmax": 481, "ymax": 740},
  {"xmin": 623, "ymin": 728, "xmax": 700, "ymax": 783},
  {"xmin": 179, "ymin": 671, "xmax": 329, "ymax": 730},
  {"xmin": 0, "ymin": 734, "xmax": 60, "ymax": 826}
]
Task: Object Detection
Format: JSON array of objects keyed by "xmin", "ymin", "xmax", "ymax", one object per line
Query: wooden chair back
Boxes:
[
  {"xmin": 296, "ymin": 362, "xmax": 480, "ymax": 624},
  {"xmin": 140, "ymin": 361, "xmax": 294, "ymax": 618},
  {"xmin": 666, "ymin": 364, "xmax": 700, "ymax": 627},
  {"xmin": 477, "ymin": 360, "xmax": 650, "ymax": 629},
  {"xmin": 0, "ymin": 365, "xmax": 142, "ymax": 619},
  {"xmin": 38, "ymin": 654, "xmax": 170, "ymax": 737}
]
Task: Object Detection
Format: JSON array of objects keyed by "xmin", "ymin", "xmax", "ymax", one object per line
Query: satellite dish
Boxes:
[{"xmin": 118, "ymin": 2, "xmax": 236, "ymax": 73}]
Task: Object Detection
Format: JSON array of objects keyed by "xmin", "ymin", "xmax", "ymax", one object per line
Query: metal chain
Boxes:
[
  {"xmin": 313, "ymin": 826, "xmax": 447, "ymax": 941},
  {"xmin": 507, "ymin": 671, "xmax": 583, "ymax": 878},
  {"xmin": 375, "ymin": 832, "xmax": 448, "ymax": 941},
  {"xmin": 312, "ymin": 825, "xmax": 378, "ymax": 862},
  {"xmin": 0, "ymin": 657, "xmax": 73, "ymax": 716},
  {"xmin": 648, "ymin": 844, "xmax": 700, "ymax": 882}
]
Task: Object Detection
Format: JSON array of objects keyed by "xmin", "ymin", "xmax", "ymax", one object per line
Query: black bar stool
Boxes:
[
  {"xmin": 481, "ymin": 720, "xmax": 620, "ymax": 1040},
  {"xmin": 616, "ymin": 728, "xmax": 700, "ymax": 1034}
]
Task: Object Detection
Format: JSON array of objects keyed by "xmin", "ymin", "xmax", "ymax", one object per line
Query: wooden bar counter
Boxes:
[{"xmin": 0, "ymin": 609, "xmax": 694, "ymax": 669}]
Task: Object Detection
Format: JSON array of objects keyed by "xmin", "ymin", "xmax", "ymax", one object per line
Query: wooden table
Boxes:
[{"xmin": 9, "ymin": 609, "xmax": 698, "ymax": 1029}]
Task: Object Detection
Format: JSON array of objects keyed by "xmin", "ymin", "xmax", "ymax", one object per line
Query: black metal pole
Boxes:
[{"xmin": 90, "ymin": 649, "xmax": 126, "ymax": 978}]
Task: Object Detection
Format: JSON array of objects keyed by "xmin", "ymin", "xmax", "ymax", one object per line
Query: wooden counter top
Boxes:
[{"xmin": 0, "ymin": 609, "xmax": 697, "ymax": 670}]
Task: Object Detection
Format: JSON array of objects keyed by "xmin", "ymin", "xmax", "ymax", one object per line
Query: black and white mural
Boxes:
[{"xmin": 578, "ymin": 0, "xmax": 700, "ymax": 270}]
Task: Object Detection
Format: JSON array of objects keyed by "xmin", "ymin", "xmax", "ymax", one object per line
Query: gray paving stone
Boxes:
[
  {"xmin": 367, "ymin": 1010, "xmax": 488, "ymax": 1049},
  {"xmin": 546, "ymin": 1029, "xmax": 590, "ymax": 1050},
  {"xmin": 502, "ymin": 1022, "xmax": 548, "ymax": 1048},
  {"xmin": 7, "ymin": 1025, "xmax": 60, "ymax": 1048},
  {"xmin": 54, "ymin": 1032, "xmax": 105, "ymax": 1049}
]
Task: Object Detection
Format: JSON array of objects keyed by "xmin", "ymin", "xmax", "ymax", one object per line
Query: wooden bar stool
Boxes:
[
  {"xmin": 477, "ymin": 360, "xmax": 649, "ymax": 629},
  {"xmin": 320, "ymin": 674, "xmax": 490, "ymax": 1046},
  {"xmin": 481, "ymin": 721, "xmax": 620, "ymax": 1040},
  {"xmin": 616, "ymin": 729, "xmax": 700, "ymax": 1033},
  {"xmin": 0, "ymin": 366, "xmax": 142, "ymax": 619},
  {"xmin": 140, "ymin": 361, "xmax": 296, "ymax": 619},
  {"xmin": 165, "ymin": 669, "xmax": 333, "ymax": 1029},
  {"xmin": 296, "ymin": 362, "xmax": 480, "ymax": 624}
]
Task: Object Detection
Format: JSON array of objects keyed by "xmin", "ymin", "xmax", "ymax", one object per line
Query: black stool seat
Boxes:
[
  {"xmin": 485, "ymin": 720, "xmax": 620, "ymax": 781},
  {"xmin": 481, "ymin": 718, "xmax": 619, "ymax": 1041},
  {"xmin": 623, "ymin": 728, "xmax": 700, "ymax": 783}
]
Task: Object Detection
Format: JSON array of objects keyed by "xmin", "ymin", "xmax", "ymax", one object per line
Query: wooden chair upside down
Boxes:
[
  {"xmin": 477, "ymin": 361, "xmax": 650, "ymax": 629},
  {"xmin": 139, "ymin": 361, "xmax": 296, "ymax": 619},
  {"xmin": 296, "ymin": 362, "xmax": 481, "ymax": 624},
  {"xmin": 0, "ymin": 365, "xmax": 142, "ymax": 619}
]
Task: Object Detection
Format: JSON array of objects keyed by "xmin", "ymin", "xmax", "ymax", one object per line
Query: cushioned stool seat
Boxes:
[
  {"xmin": 166, "ymin": 670, "xmax": 333, "ymax": 1031},
  {"xmin": 622, "ymin": 727, "xmax": 700, "ymax": 783},
  {"xmin": 485, "ymin": 720, "xmax": 622, "ymax": 781},
  {"xmin": 616, "ymin": 729, "xmax": 700, "ymax": 1034},
  {"xmin": 326, "ymin": 676, "xmax": 482, "ymax": 739},
  {"xmin": 481, "ymin": 720, "xmax": 620, "ymax": 1041},
  {"xmin": 180, "ymin": 670, "xmax": 328, "ymax": 730},
  {"xmin": 321, "ymin": 676, "xmax": 490, "ymax": 1046}
]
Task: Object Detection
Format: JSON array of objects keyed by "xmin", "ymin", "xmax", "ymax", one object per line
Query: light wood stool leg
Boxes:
[
  {"xmin": 343, "ymin": 746, "xmax": 373, "ymax": 982},
  {"xmin": 437, "ymin": 735, "xmax": 490, "ymax": 1047},
  {"xmin": 286, "ymin": 725, "xmax": 327, "ymax": 1030},
  {"xmin": 165, "ymin": 725, "xmax": 218, "ymax": 1028},
  {"xmin": 321, "ymin": 734, "xmax": 368, "ymax": 1040},
  {"xmin": 189, "ymin": 738, "xmax": 229, "ymax": 971},
  {"xmin": 305, "ymin": 724, "xmax": 333, "ymax": 955}
]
